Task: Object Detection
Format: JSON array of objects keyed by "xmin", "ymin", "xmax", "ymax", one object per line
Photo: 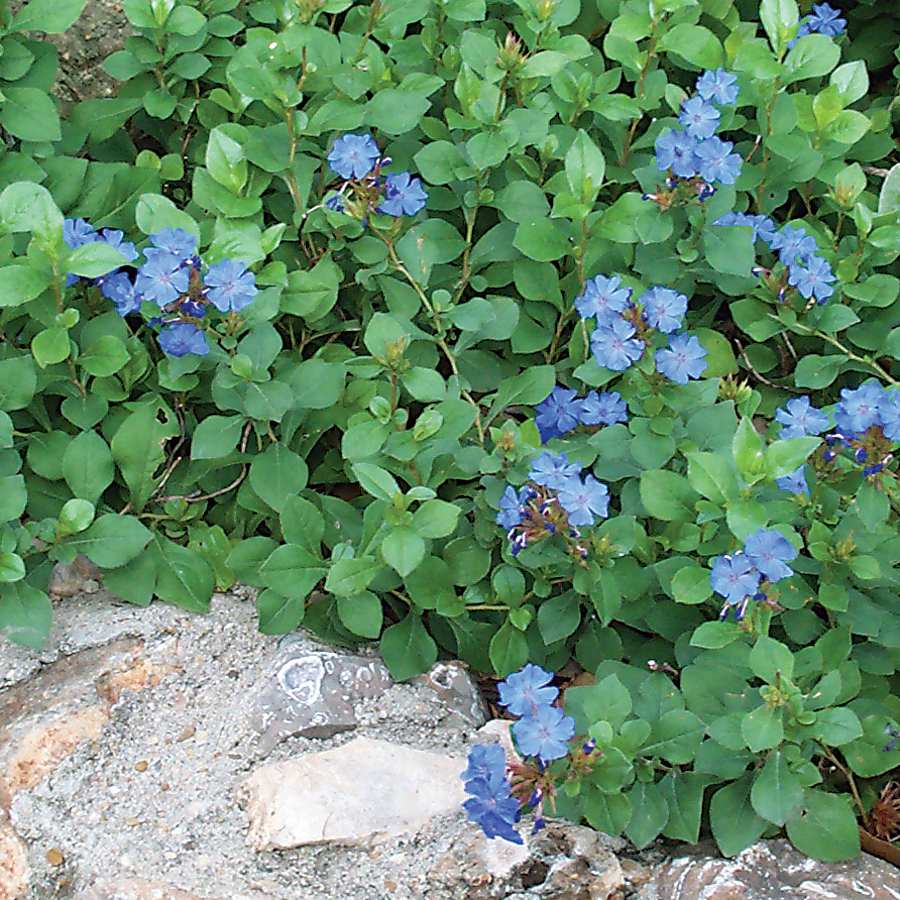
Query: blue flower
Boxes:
[
  {"xmin": 498, "ymin": 664, "xmax": 559, "ymax": 717},
  {"xmin": 134, "ymin": 253, "xmax": 190, "ymax": 307},
  {"xmin": 744, "ymin": 528, "xmax": 797, "ymax": 583},
  {"xmin": 580, "ymin": 390, "xmax": 627, "ymax": 426},
  {"xmin": 157, "ymin": 322, "xmax": 210, "ymax": 357},
  {"xmin": 678, "ymin": 97, "xmax": 721, "ymax": 140},
  {"xmin": 149, "ymin": 227, "xmax": 197, "ymax": 264},
  {"xmin": 880, "ymin": 390, "xmax": 900, "ymax": 441},
  {"xmin": 462, "ymin": 777, "xmax": 523, "ymax": 844},
  {"xmin": 203, "ymin": 259, "xmax": 258, "ymax": 313},
  {"xmin": 63, "ymin": 217, "xmax": 98, "ymax": 250},
  {"xmin": 534, "ymin": 385, "xmax": 583, "ymax": 442},
  {"xmin": 775, "ymin": 396, "xmax": 831, "ymax": 438},
  {"xmin": 98, "ymin": 228, "xmax": 138, "ymax": 264},
  {"xmin": 695, "ymin": 68, "xmax": 740, "ymax": 106},
  {"xmin": 808, "ymin": 2, "xmax": 846, "ymax": 36},
  {"xmin": 512, "ymin": 703, "xmax": 576, "ymax": 764},
  {"xmin": 787, "ymin": 255, "xmax": 836, "ymax": 305},
  {"xmin": 710, "ymin": 553, "xmax": 761, "ymax": 604},
  {"xmin": 834, "ymin": 381, "xmax": 886, "ymax": 438},
  {"xmin": 461, "ymin": 743, "xmax": 508, "ymax": 790},
  {"xmin": 655, "ymin": 333, "xmax": 708, "ymax": 384},
  {"xmin": 696, "ymin": 137, "xmax": 742, "ymax": 186},
  {"xmin": 713, "ymin": 212, "xmax": 777, "ymax": 244},
  {"xmin": 640, "ymin": 286, "xmax": 688, "ymax": 334},
  {"xmin": 327, "ymin": 133, "xmax": 380, "ymax": 180},
  {"xmin": 590, "ymin": 318, "xmax": 645, "ymax": 372},
  {"xmin": 497, "ymin": 484, "xmax": 537, "ymax": 530},
  {"xmin": 770, "ymin": 225, "xmax": 818, "ymax": 267},
  {"xmin": 558, "ymin": 474, "xmax": 610, "ymax": 527},
  {"xmin": 377, "ymin": 172, "xmax": 428, "ymax": 216},
  {"xmin": 574, "ymin": 275, "xmax": 632, "ymax": 321},
  {"xmin": 777, "ymin": 466, "xmax": 810, "ymax": 497},
  {"xmin": 529, "ymin": 452, "xmax": 581, "ymax": 491},
  {"xmin": 655, "ymin": 129, "xmax": 701, "ymax": 179},
  {"xmin": 325, "ymin": 194, "xmax": 346, "ymax": 212},
  {"xmin": 101, "ymin": 271, "xmax": 141, "ymax": 316}
]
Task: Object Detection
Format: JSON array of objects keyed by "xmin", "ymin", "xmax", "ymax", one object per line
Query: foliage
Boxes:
[{"xmin": 1, "ymin": 0, "xmax": 900, "ymax": 862}]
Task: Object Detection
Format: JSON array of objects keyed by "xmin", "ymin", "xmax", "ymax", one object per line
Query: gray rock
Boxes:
[
  {"xmin": 248, "ymin": 641, "xmax": 393, "ymax": 754},
  {"xmin": 415, "ymin": 660, "xmax": 488, "ymax": 727},
  {"xmin": 74, "ymin": 878, "xmax": 210, "ymax": 900},
  {"xmin": 0, "ymin": 815, "xmax": 29, "ymax": 900},
  {"xmin": 238, "ymin": 735, "xmax": 467, "ymax": 849},
  {"xmin": 642, "ymin": 838, "xmax": 900, "ymax": 900},
  {"xmin": 48, "ymin": 554, "xmax": 104, "ymax": 599}
]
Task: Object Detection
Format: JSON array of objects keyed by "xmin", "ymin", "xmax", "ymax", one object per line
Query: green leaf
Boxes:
[
  {"xmin": 366, "ymin": 89, "xmax": 429, "ymax": 135},
  {"xmin": 352, "ymin": 462, "xmax": 400, "ymax": 502},
  {"xmin": 380, "ymin": 612, "xmax": 437, "ymax": 680},
  {"xmin": 256, "ymin": 588, "xmax": 306, "ymax": 634},
  {"xmin": 671, "ymin": 566, "xmax": 713, "ymax": 605},
  {"xmin": 0, "ymin": 87, "xmax": 61, "ymax": 142},
  {"xmin": 659, "ymin": 772, "xmax": 705, "ymax": 843},
  {"xmin": 812, "ymin": 707, "xmax": 863, "ymax": 746},
  {"xmin": 513, "ymin": 218, "xmax": 572, "ymax": 261},
  {"xmin": 249, "ymin": 443, "xmax": 309, "ymax": 513},
  {"xmin": 135, "ymin": 193, "xmax": 200, "ymax": 239},
  {"xmin": 71, "ymin": 514, "xmax": 152, "ymax": 568},
  {"xmin": 410, "ymin": 499, "xmax": 460, "ymax": 538},
  {"xmin": 110, "ymin": 401, "xmax": 178, "ymax": 510},
  {"xmin": 191, "ymin": 415, "xmax": 244, "ymax": 459},
  {"xmin": 67, "ymin": 242, "xmax": 129, "ymax": 278},
  {"xmin": 151, "ymin": 537, "xmax": 213, "ymax": 613},
  {"xmin": 764, "ymin": 435, "xmax": 821, "ymax": 478},
  {"xmin": 489, "ymin": 619, "xmax": 529, "ymax": 675},
  {"xmin": 625, "ymin": 782, "xmax": 668, "ymax": 849},
  {"xmin": 0, "ymin": 474, "xmax": 25, "ymax": 521},
  {"xmin": 583, "ymin": 788, "xmax": 631, "ymax": 835},
  {"xmin": 642, "ymin": 710, "xmax": 706, "ymax": 764},
  {"xmin": 565, "ymin": 130, "xmax": 605, "ymax": 201},
  {"xmin": 732, "ymin": 417, "xmax": 764, "ymax": 481},
  {"xmin": 686, "ymin": 451, "xmax": 740, "ymax": 502},
  {"xmin": 0, "ymin": 581, "xmax": 52, "ymax": 649},
  {"xmin": 381, "ymin": 527, "xmax": 426, "ymax": 577},
  {"xmin": 337, "ymin": 591, "xmax": 383, "ymax": 638},
  {"xmin": 63, "ymin": 431, "xmax": 115, "ymax": 504},
  {"xmin": 0, "ymin": 265, "xmax": 52, "ymax": 306},
  {"xmin": 325, "ymin": 556, "xmax": 381, "ymax": 596},
  {"xmin": 710, "ymin": 774, "xmax": 768, "ymax": 857},
  {"xmin": 10, "ymin": 0, "xmax": 87, "ymax": 32},
  {"xmin": 56, "ymin": 499, "xmax": 95, "ymax": 534},
  {"xmin": 206, "ymin": 126, "xmax": 248, "ymax": 193},
  {"xmin": 31, "ymin": 327, "xmax": 71, "ymax": 367},
  {"xmin": 280, "ymin": 496, "xmax": 325, "ymax": 555},
  {"xmin": 742, "ymin": 704, "xmax": 784, "ymax": 752},
  {"xmin": 751, "ymin": 750, "xmax": 803, "ymax": 825},
  {"xmin": 260, "ymin": 544, "xmax": 324, "ymax": 601},
  {"xmin": 785, "ymin": 790, "xmax": 860, "ymax": 861},
  {"xmin": 660, "ymin": 24, "xmax": 723, "ymax": 68},
  {"xmin": 639, "ymin": 470, "xmax": 699, "ymax": 522},
  {"xmin": 0, "ymin": 183, "xmax": 63, "ymax": 240},
  {"xmin": 0, "ymin": 552, "xmax": 26, "ymax": 582},
  {"xmin": 690, "ymin": 620, "xmax": 745, "ymax": 648},
  {"xmin": 749, "ymin": 634, "xmax": 794, "ymax": 683},
  {"xmin": 703, "ymin": 226, "xmax": 755, "ymax": 277},
  {"xmin": 793, "ymin": 354, "xmax": 846, "ymax": 389},
  {"xmin": 760, "ymin": 0, "xmax": 799, "ymax": 54},
  {"xmin": 79, "ymin": 336, "xmax": 130, "ymax": 377}
]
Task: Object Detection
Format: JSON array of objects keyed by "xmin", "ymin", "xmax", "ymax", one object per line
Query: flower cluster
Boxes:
[
  {"xmin": 533, "ymin": 383, "xmax": 627, "ymax": 443},
  {"xmin": 64, "ymin": 220, "xmax": 258, "ymax": 357},
  {"xmin": 497, "ymin": 452, "xmax": 610, "ymax": 559},
  {"xmin": 324, "ymin": 132, "xmax": 427, "ymax": 221},
  {"xmin": 714, "ymin": 213, "xmax": 837, "ymax": 305},
  {"xmin": 462, "ymin": 665, "xmax": 588, "ymax": 843},
  {"xmin": 575, "ymin": 276, "xmax": 708, "ymax": 384},
  {"xmin": 648, "ymin": 68, "xmax": 742, "ymax": 209},
  {"xmin": 710, "ymin": 528, "xmax": 798, "ymax": 620},
  {"xmin": 788, "ymin": 2, "xmax": 846, "ymax": 49},
  {"xmin": 773, "ymin": 386, "xmax": 900, "ymax": 494}
]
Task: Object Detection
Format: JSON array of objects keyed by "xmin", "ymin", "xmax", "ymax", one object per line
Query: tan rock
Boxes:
[
  {"xmin": 48, "ymin": 554, "xmax": 104, "ymax": 599},
  {"xmin": 0, "ymin": 816, "xmax": 29, "ymax": 900},
  {"xmin": 649, "ymin": 839, "xmax": 900, "ymax": 900},
  {"xmin": 0, "ymin": 638, "xmax": 176, "ymax": 796},
  {"xmin": 74, "ymin": 877, "xmax": 210, "ymax": 900},
  {"xmin": 238, "ymin": 736, "xmax": 466, "ymax": 849}
]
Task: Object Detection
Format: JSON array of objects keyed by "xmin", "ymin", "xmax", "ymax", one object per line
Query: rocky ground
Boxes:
[{"xmin": 3, "ymin": 562, "xmax": 900, "ymax": 900}]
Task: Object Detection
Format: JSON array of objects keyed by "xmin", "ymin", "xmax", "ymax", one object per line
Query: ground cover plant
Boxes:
[{"xmin": 1, "ymin": 0, "xmax": 900, "ymax": 862}]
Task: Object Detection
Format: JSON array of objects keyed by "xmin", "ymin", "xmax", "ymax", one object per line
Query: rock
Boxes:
[
  {"xmin": 428, "ymin": 821, "xmax": 624, "ymax": 899},
  {"xmin": 644, "ymin": 838, "xmax": 900, "ymax": 900},
  {"xmin": 0, "ymin": 638, "xmax": 175, "ymax": 795},
  {"xmin": 74, "ymin": 878, "xmax": 210, "ymax": 900},
  {"xmin": 238, "ymin": 735, "xmax": 466, "ymax": 849},
  {"xmin": 0, "ymin": 815, "xmax": 29, "ymax": 900},
  {"xmin": 48, "ymin": 554, "xmax": 104, "ymax": 599},
  {"xmin": 248, "ymin": 640, "xmax": 393, "ymax": 755},
  {"xmin": 415, "ymin": 661, "xmax": 488, "ymax": 727}
]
